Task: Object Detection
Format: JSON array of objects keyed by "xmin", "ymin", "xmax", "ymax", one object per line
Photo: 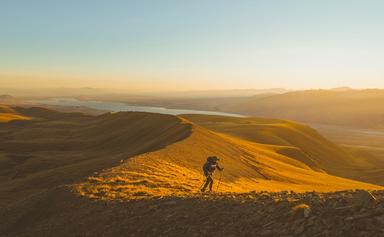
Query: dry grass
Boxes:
[{"xmin": 76, "ymin": 119, "xmax": 381, "ymax": 200}]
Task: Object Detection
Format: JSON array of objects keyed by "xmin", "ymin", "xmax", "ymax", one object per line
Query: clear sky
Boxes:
[{"xmin": 1, "ymin": 0, "xmax": 384, "ymax": 91}]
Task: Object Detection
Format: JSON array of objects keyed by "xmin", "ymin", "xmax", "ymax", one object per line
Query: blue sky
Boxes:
[{"xmin": 1, "ymin": 0, "xmax": 384, "ymax": 90}]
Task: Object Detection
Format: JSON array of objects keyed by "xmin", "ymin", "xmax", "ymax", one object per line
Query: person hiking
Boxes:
[{"xmin": 201, "ymin": 156, "xmax": 224, "ymax": 192}]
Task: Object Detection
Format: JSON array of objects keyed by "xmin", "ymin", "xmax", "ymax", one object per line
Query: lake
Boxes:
[{"xmin": 34, "ymin": 98, "xmax": 246, "ymax": 117}]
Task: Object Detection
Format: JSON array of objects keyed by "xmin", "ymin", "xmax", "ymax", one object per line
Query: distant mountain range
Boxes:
[{"xmin": 219, "ymin": 89, "xmax": 384, "ymax": 128}]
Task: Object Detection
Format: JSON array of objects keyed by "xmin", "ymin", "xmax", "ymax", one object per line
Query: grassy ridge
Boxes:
[{"xmin": 77, "ymin": 116, "xmax": 380, "ymax": 201}]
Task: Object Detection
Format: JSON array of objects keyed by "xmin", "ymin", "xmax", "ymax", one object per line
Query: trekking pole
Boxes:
[
  {"xmin": 199, "ymin": 175, "xmax": 207, "ymax": 191},
  {"xmin": 216, "ymin": 170, "xmax": 224, "ymax": 193},
  {"xmin": 199, "ymin": 179, "xmax": 205, "ymax": 190}
]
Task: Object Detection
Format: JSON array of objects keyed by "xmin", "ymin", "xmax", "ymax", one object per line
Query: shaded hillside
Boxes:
[
  {"xmin": 311, "ymin": 123, "xmax": 384, "ymax": 186},
  {"xmin": 0, "ymin": 108, "xmax": 191, "ymax": 205}
]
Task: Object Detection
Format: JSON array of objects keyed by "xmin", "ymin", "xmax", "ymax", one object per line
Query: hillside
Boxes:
[
  {"xmin": 182, "ymin": 115, "xmax": 356, "ymax": 172},
  {"xmin": 311, "ymin": 123, "xmax": 384, "ymax": 186},
  {"xmin": 0, "ymin": 107, "xmax": 190, "ymax": 204},
  {"xmin": 76, "ymin": 116, "xmax": 379, "ymax": 201},
  {"xmin": 1, "ymin": 107, "xmax": 382, "ymax": 236},
  {"xmin": 182, "ymin": 115, "xmax": 384, "ymax": 185}
]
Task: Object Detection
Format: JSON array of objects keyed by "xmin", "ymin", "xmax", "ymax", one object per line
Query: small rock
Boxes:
[
  {"xmin": 291, "ymin": 204, "xmax": 311, "ymax": 218},
  {"xmin": 345, "ymin": 216, "xmax": 355, "ymax": 221}
]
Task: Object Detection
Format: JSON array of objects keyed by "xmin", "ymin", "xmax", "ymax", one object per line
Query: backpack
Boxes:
[{"xmin": 203, "ymin": 156, "xmax": 218, "ymax": 174}]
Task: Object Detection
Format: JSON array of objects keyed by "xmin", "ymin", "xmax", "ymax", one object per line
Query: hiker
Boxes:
[{"xmin": 201, "ymin": 156, "xmax": 224, "ymax": 192}]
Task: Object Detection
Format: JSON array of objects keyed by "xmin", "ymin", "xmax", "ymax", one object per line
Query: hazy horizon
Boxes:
[{"xmin": 1, "ymin": 85, "xmax": 383, "ymax": 96}]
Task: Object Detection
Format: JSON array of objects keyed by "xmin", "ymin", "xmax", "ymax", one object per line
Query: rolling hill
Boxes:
[
  {"xmin": 182, "ymin": 115, "xmax": 384, "ymax": 184},
  {"xmin": 0, "ymin": 107, "xmax": 190, "ymax": 205}
]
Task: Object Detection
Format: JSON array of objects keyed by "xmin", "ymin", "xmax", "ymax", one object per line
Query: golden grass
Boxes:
[{"xmin": 76, "ymin": 119, "xmax": 382, "ymax": 200}]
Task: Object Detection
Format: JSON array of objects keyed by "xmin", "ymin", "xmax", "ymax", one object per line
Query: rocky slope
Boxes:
[{"xmin": 1, "ymin": 187, "xmax": 383, "ymax": 236}]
